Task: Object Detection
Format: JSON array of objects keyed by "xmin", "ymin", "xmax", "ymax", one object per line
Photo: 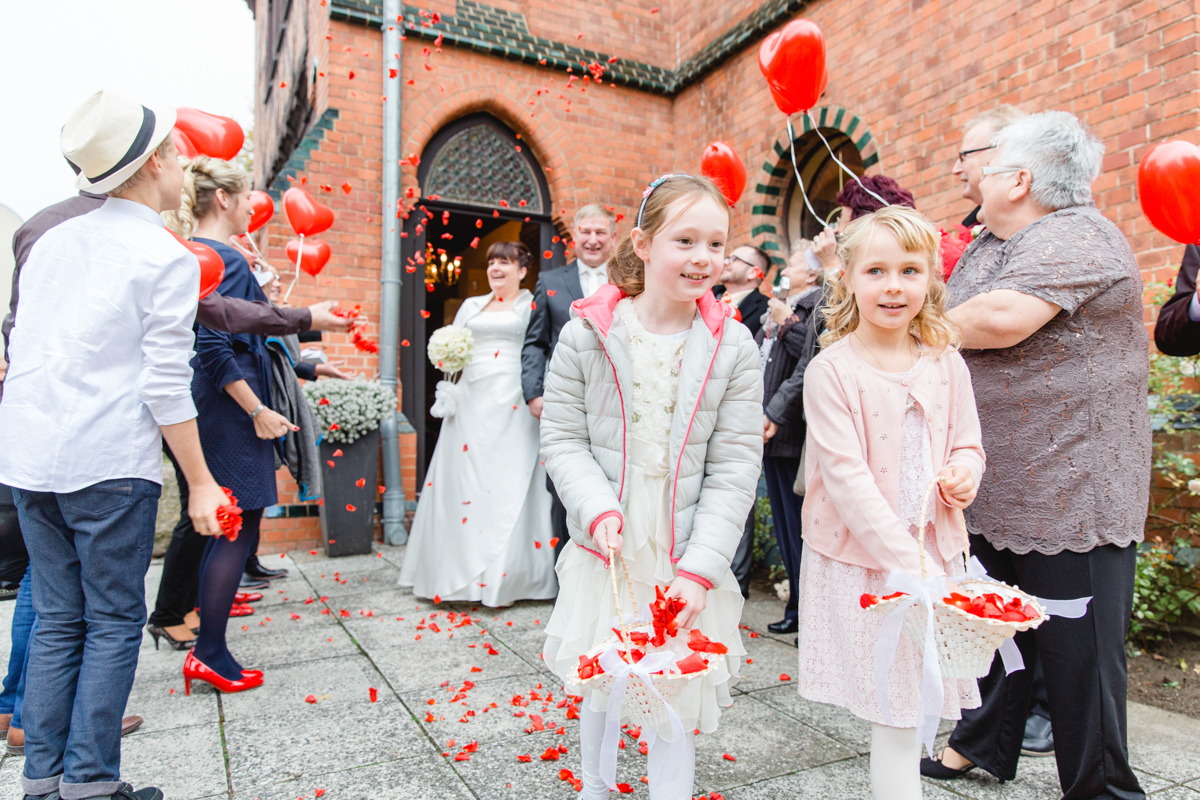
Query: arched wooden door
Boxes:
[{"xmin": 400, "ymin": 113, "xmax": 565, "ymax": 485}]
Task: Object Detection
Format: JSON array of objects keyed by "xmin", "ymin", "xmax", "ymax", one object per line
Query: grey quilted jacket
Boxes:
[{"xmin": 540, "ymin": 285, "xmax": 764, "ymax": 588}]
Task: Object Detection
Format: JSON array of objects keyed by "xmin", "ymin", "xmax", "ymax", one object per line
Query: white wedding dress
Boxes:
[{"xmin": 398, "ymin": 289, "xmax": 558, "ymax": 607}]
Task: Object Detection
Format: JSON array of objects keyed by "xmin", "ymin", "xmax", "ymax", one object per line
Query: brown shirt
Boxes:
[{"xmin": 947, "ymin": 205, "xmax": 1150, "ymax": 555}]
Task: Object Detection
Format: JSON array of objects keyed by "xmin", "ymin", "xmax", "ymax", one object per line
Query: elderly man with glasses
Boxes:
[
  {"xmin": 922, "ymin": 111, "xmax": 1150, "ymax": 800},
  {"xmin": 950, "ymin": 106, "xmax": 1026, "ymax": 230}
]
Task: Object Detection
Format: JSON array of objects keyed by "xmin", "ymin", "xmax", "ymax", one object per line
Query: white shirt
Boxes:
[
  {"xmin": 0, "ymin": 198, "xmax": 199, "ymax": 492},
  {"xmin": 577, "ymin": 259, "xmax": 609, "ymax": 298}
]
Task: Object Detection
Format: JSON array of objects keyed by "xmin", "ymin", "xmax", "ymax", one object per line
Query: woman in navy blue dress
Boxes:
[{"xmin": 168, "ymin": 158, "xmax": 296, "ymax": 693}]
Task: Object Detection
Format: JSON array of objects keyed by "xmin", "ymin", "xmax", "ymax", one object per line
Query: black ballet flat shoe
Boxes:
[
  {"xmin": 920, "ymin": 753, "xmax": 977, "ymax": 780},
  {"xmin": 767, "ymin": 618, "xmax": 798, "ymax": 634},
  {"xmin": 244, "ymin": 565, "xmax": 288, "ymax": 581}
]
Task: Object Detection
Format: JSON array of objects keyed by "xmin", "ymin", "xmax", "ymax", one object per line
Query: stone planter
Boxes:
[{"xmin": 318, "ymin": 428, "xmax": 380, "ymax": 556}]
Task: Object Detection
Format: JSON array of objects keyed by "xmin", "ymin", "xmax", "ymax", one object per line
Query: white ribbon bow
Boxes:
[
  {"xmin": 596, "ymin": 646, "xmax": 685, "ymax": 791},
  {"xmin": 429, "ymin": 380, "xmax": 459, "ymax": 419}
]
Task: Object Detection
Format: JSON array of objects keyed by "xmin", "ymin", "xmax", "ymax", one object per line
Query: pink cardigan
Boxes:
[{"xmin": 800, "ymin": 337, "xmax": 985, "ymax": 577}]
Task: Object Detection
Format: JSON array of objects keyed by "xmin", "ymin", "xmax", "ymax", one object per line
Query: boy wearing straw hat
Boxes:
[{"xmin": 0, "ymin": 90, "xmax": 229, "ymax": 800}]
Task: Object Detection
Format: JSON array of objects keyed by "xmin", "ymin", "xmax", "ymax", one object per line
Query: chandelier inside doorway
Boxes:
[{"xmin": 423, "ymin": 243, "xmax": 463, "ymax": 289}]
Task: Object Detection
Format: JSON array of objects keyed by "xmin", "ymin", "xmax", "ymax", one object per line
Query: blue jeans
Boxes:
[
  {"xmin": 12, "ymin": 478, "xmax": 160, "ymax": 800},
  {"xmin": 0, "ymin": 570, "xmax": 34, "ymax": 719}
]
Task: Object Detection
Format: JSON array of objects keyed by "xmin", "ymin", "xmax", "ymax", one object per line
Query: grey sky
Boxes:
[{"xmin": 0, "ymin": 0, "xmax": 256, "ymax": 221}]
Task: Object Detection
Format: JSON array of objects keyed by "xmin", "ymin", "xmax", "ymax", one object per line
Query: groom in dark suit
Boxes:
[{"xmin": 522, "ymin": 204, "xmax": 616, "ymax": 559}]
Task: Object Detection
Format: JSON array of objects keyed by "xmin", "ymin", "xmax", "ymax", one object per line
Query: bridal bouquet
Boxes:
[{"xmin": 427, "ymin": 325, "xmax": 473, "ymax": 419}]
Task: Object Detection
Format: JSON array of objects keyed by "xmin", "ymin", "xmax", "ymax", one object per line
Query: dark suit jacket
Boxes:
[
  {"xmin": 713, "ymin": 285, "xmax": 770, "ymax": 340},
  {"xmin": 4, "ymin": 192, "xmax": 311, "ymax": 362},
  {"xmin": 760, "ymin": 289, "xmax": 820, "ymax": 460},
  {"xmin": 1155, "ymin": 244, "xmax": 1200, "ymax": 357},
  {"xmin": 522, "ymin": 261, "xmax": 585, "ymax": 401}
]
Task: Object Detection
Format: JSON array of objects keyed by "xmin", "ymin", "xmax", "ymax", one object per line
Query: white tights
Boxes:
[
  {"xmin": 870, "ymin": 723, "xmax": 922, "ymax": 800},
  {"xmin": 580, "ymin": 700, "xmax": 696, "ymax": 800}
]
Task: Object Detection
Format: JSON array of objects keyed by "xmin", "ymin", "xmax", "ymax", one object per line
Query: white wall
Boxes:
[{"xmin": 0, "ymin": 204, "xmax": 22, "ymax": 339}]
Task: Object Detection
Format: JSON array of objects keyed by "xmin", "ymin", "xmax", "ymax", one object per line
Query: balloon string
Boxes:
[
  {"xmin": 282, "ymin": 233, "xmax": 303, "ymax": 305},
  {"xmin": 786, "ymin": 118, "xmax": 834, "ymax": 231},
  {"xmin": 804, "ymin": 111, "xmax": 891, "ymax": 208}
]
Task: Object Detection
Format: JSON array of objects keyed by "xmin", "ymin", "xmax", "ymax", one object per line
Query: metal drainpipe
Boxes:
[{"xmin": 379, "ymin": 0, "xmax": 408, "ymax": 545}]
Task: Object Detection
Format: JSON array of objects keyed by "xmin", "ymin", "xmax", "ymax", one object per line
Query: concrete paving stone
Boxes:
[
  {"xmin": 747, "ymin": 684, "xmax": 871, "ymax": 754},
  {"xmin": 344, "ymin": 619, "xmax": 540, "ymax": 694},
  {"xmin": 119, "ymin": 723, "xmax": 227, "ymax": 800},
  {"xmin": 226, "ymin": 696, "xmax": 431, "ymax": 786},
  {"xmin": 737, "ymin": 594, "xmax": 799, "ymax": 646},
  {"xmin": 242, "ymin": 576, "xmax": 326, "ymax": 607},
  {"xmin": 135, "ymin": 634, "xmax": 196, "ymax": 682},
  {"xmin": 124, "ymin": 673, "xmax": 220, "ymax": 734},
  {"xmin": 728, "ymin": 632, "xmax": 800, "ymax": 694},
  {"xmin": 452, "ymin": 728, "xmax": 653, "ymax": 800},
  {"xmin": 220, "ymin": 653, "xmax": 389, "ymax": 721},
  {"xmin": 486, "ymin": 625, "xmax": 557, "ymax": 676},
  {"xmin": 1127, "ymin": 702, "xmax": 1200, "ymax": 784},
  {"xmin": 402, "ymin": 672, "xmax": 580, "ymax": 747},
  {"xmin": 692, "ymin": 692, "xmax": 857, "ymax": 793},
  {"xmin": 1188, "ymin": 778, "xmax": 1200, "ymax": 791},
  {"xmin": 304, "ymin": 565, "xmax": 407, "ymax": 602},
  {"xmin": 721, "ymin": 754, "xmax": 871, "ymax": 799},
  {"xmin": 0, "ymin": 756, "xmax": 23, "ymax": 795},
  {"xmin": 229, "ymin": 599, "xmax": 344, "ymax": 638},
  {"xmin": 295, "ymin": 550, "xmax": 395, "ymax": 575},
  {"xmin": 1148, "ymin": 787, "xmax": 1200, "ymax": 798},
  {"xmin": 215, "ymin": 620, "xmax": 362, "ymax": 671},
  {"xmin": 233, "ymin": 752, "xmax": 474, "ymax": 800}
]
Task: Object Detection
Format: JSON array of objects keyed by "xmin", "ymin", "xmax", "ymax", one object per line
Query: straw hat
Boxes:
[{"xmin": 61, "ymin": 90, "xmax": 176, "ymax": 195}]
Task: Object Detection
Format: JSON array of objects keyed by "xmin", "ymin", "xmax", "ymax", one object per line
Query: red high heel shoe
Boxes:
[
  {"xmin": 242, "ymin": 669, "xmax": 263, "ymax": 679},
  {"xmin": 183, "ymin": 651, "xmax": 263, "ymax": 695},
  {"xmin": 229, "ymin": 603, "xmax": 255, "ymax": 617},
  {"xmin": 234, "ymin": 592, "xmax": 263, "ymax": 603}
]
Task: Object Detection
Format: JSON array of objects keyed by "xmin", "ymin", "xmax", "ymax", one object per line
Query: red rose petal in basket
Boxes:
[
  {"xmin": 687, "ymin": 629, "xmax": 728, "ymax": 655},
  {"xmin": 649, "ymin": 585, "xmax": 686, "ymax": 647},
  {"xmin": 676, "ymin": 652, "xmax": 708, "ymax": 674}
]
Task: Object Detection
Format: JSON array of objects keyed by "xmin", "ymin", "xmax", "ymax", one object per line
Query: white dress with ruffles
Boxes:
[
  {"xmin": 795, "ymin": 357, "xmax": 981, "ymax": 727},
  {"xmin": 543, "ymin": 298, "xmax": 746, "ymax": 736}
]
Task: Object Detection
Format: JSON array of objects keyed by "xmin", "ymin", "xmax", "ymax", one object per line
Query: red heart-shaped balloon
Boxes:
[
  {"xmin": 174, "ymin": 108, "xmax": 245, "ymax": 161},
  {"xmin": 758, "ymin": 19, "xmax": 826, "ymax": 114},
  {"xmin": 247, "ymin": 190, "xmax": 275, "ymax": 233},
  {"xmin": 286, "ymin": 237, "xmax": 332, "ymax": 277},
  {"xmin": 171, "ymin": 128, "xmax": 201, "ymax": 161},
  {"xmin": 283, "ymin": 187, "xmax": 335, "ymax": 237},
  {"xmin": 700, "ymin": 142, "xmax": 747, "ymax": 206},
  {"xmin": 168, "ymin": 230, "xmax": 225, "ymax": 298},
  {"xmin": 1139, "ymin": 140, "xmax": 1200, "ymax": 245}
]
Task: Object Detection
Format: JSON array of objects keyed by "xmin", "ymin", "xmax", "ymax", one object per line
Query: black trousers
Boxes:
[
  {"xmin": 148, "ymin": 448, "xmax": 206, "ymax": 628},
  {"xmin": 547, "ymin": 476, "xmax": 569, "ymax": 562},
  {"xmin": 0, "ymin": 483, "xmax": 28, "ymax": 588},
  {"xmin": 947, "ymin": 534, "xmax": 1144, "ymax": 800},
  {"xmin": 730, "ymin": 510, "xmax": 754, "ymax": 598},
  {"xmin": 763, "ymin": 456, "xmax": 803, "ymax": 623}
]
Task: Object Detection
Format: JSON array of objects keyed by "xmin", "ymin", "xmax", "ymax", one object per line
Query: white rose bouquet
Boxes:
[{"xmin": 427, "ymin": 324, "xmax": 474, "ymax": 419}]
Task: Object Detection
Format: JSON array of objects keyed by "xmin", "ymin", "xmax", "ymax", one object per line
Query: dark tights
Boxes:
[{"xmin": 192, "ymin": 508, "xmax": 264, "ymax": 681}]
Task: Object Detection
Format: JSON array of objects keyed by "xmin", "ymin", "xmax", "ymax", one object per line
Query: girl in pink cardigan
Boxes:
[{"xmin": 797, "ymin": 206, "xmax": 985, "ymax": 800}]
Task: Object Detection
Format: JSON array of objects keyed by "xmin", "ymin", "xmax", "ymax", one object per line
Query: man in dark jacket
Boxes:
[
  {"xmin": 1154, "ymin": 244, "xmax": 1200, "ymax": 356},
  {"xmin": 713, "ymin": 245, "xmax": 771, "ymax": 339},
  {"xmin": 522, "ymin": 204, "xmax": 616, "ymax": 559}
]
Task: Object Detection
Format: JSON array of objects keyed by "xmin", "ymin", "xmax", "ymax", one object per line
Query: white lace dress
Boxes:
[
  {"xmin": 795, "ymin": 357, "xmax": 980, "ymax": 727},
  {"xmin": 543, "ymin": 298, "xmax": 746, "ymax": 736}
]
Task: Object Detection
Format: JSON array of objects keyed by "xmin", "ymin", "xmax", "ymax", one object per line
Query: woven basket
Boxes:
[
  {"xmin": 566, "ymin": 554, "xmax": 718, "ymax": 727},
  {"xmin": 870, "ymin": 479, "xmax": 1046, "ymax": 679}
]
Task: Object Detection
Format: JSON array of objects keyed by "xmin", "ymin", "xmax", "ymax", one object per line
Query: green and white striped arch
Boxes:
[{"xmin": 751, "ymin": 106, "xmax": 881, "ymax": 267}]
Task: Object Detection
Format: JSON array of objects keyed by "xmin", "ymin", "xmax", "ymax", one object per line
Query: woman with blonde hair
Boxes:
[
  {"xmin": 163, "ymin": 157, "xmax": 295, "ymax": 693},
  {"xmin": 797, "ymin": 205, "xmax": 985, "ymax": 800}
]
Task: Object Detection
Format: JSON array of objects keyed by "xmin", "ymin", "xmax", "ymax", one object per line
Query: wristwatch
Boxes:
[{"xmin": 248, "ymin": 403, "xmax": 266, "ymax": 419}]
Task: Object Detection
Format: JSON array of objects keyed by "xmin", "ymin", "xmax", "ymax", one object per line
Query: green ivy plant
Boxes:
[
  {"xmin": 303, "ymin": 379, "xmax": 396, "ymax": 445},
  {"xmin": 751, "ymin": 495, "xmax": 786, "ymax": 582},
  {"xmin": 1131, "ymin": 537, "xmax": 1200, "ymax": 640}
]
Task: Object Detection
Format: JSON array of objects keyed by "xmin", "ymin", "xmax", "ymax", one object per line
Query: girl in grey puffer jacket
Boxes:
[{"xmin": 541, "ymin": 175, "xmax": 763, "ymax": 800}]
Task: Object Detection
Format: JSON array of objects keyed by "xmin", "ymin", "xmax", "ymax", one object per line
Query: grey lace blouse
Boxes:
[{"xmin": 947, "ymin": 205, "xmax": 1151, "ymax": 555}]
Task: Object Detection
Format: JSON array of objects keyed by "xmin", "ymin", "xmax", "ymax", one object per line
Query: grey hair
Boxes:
[
  {"xmin": 574, "ymin": 203, "xmax": 615, "ymax": 231},
  {"xmin": 991, "ymin": 111, "xmax": 1103, "ymax": 211}
]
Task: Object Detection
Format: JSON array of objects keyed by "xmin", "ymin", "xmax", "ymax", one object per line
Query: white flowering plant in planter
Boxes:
[{"xmin": 303, "ymin": 379, "xmax": 396, "ymax": 445}]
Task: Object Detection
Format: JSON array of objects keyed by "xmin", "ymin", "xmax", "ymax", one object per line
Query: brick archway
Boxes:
[
  {"xmin": 401, "ymin": 73, "xmax": 579, "ymax": 229},
  {"xmin": 750, "ymin": 106, "xmax": 881, "ymax": 265}
]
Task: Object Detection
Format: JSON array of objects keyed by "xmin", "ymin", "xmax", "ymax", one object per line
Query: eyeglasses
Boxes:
[
  {"xmin": 979, "ymin": 165, "xmax": 1023, "ymax": 178},
  {"xmin": 725, "ymin": 254, "xmax": 757, "ymax": 268},
  {"xmin": 958, "ymin": 145, "xmax": 995, "ymax": 162}
]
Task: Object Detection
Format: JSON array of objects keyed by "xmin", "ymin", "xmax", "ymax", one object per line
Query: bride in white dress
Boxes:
[{"xmin": 399, "ymin": 242, "xmax": 557, "ymax": 607}]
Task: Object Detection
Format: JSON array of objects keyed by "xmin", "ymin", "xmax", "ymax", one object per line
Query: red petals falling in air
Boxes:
[
  {"xmin": 687, "ymin": 629, "xmax": 729, "ymax": 655},
  {"xmin": 534, "ymin": 541, "xmax": 542, "ymax": 549},
  {"xmin": 420, "ymin": 309, "xmax": 431, "ymax": 318},
  {"xmin": 346, "ymin": 504, "xmax": 357, "ymax": 512},
  {"xmin": 543, "ymin": 250, "xmax": 554, "ymax": 259},
  {"xmin": 547, "ymin": 290, "xmax": 557, "ymax": 296},
  {"xmin": 215, "ymin": 488, "xmax": 243, "ymax": 541},
  {"xmin": 356, "ymin": 478, "xmax": 366, "ymax": 488},
  {"xmin": 342, "ymin": 182, "xmax": 353, "ymax": 194},
  {"xmin": 463, "ymin": 444, "xmax": 469, "ymax": 452},
  {"xmin": 326, "ymin": 460, "xmax": 336, "ymax": 468},
  {"xmin": 433, "ymin": 594, "xmax": 442, "ymax": 604},
  {"xmin": 369, "ymin": 687, "xmax": 378, "ymax": 702},
  {"xmin": 353, "ymin": 328, "xmax": 379, "ymax": 353},
  {"xmin": 539, "ymin": 747, "xmax": 560, "ymax": 761},
  {"xmin": 470, "ymin": 236, "xmax": 480, "ymax": 248},
  {"xmin": 349, "ymin": 70, "xmax": 356, "ymax": 79},
  {"xmin": 333, "ymin": 449, "xmax": 344, "ymax": 457},
  {"xmin": 318, "ymin": 397, "xmax": 330, "ymax": 406},
  {"xmin": 549, "ymin": 537, "xmax": 559, "ymax": 548}
]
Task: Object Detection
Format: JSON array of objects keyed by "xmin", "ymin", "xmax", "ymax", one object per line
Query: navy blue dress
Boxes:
[{"xmin": 191, "ymin": 239, "xmax": 278, "ymax": 510}]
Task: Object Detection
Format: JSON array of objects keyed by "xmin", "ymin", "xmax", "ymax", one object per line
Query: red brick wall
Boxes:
[{"xmin": 255, "ymin": 0, "xmax": 1200, "ymax": 550}]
